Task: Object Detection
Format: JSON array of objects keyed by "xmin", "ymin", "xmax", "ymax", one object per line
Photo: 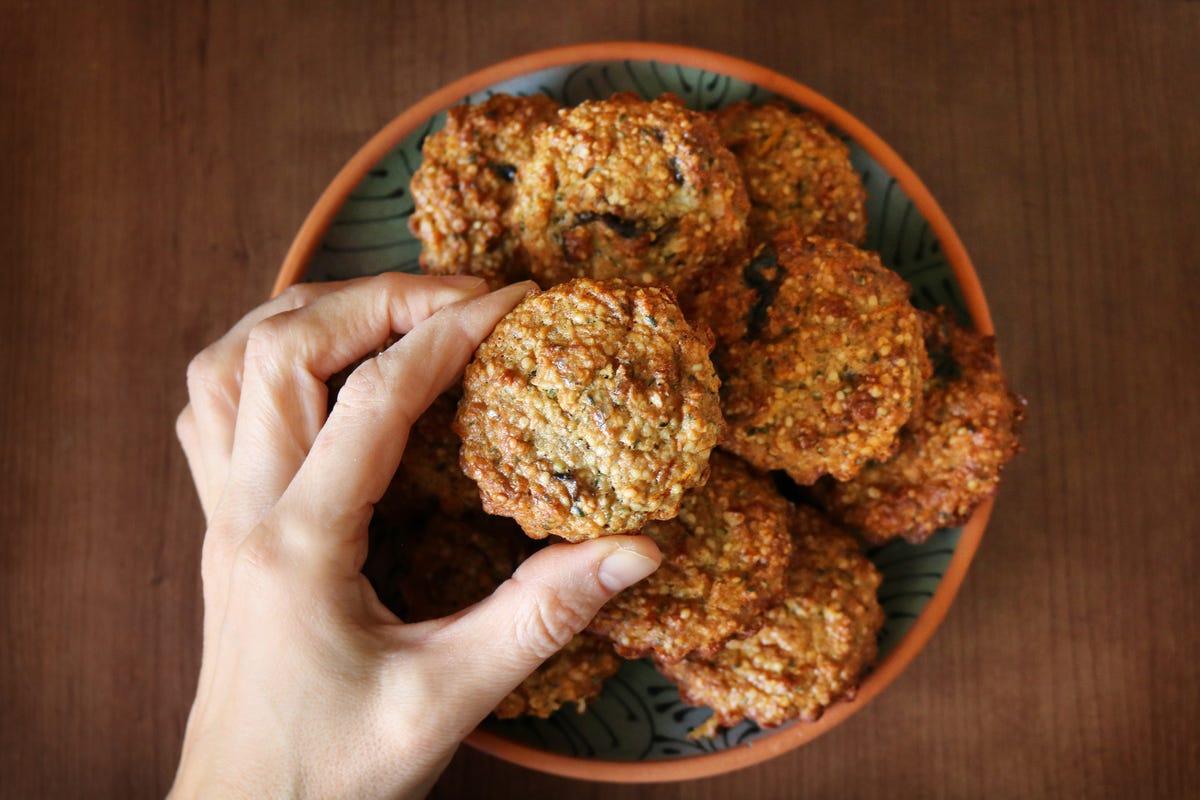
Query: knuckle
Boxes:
[
  {"xmin": 200, "ymin": 527, "xmax": 235, "ymax": 575},
  {"xmin": 230, "ymin": 530, "xmax": 282, "ymax": 584},
  {"xmin": 245, "ymin": 313, "xmax": 290, "ymax": 356},
  {"xmin": 243, "ymin": 314, "xmax": 296, "ymax": 378},
  {"xmin": 277, "ymin": 282, "xmax": 321, "ymax": 311},
  {"xmin": 509, "ymin": 577, "xmax": 591, "ymax": 659},
  {"xmin": 371, "ymin": 271, "xmax": 408, "ymax": 295},
  {"xmin": 185, "ymin": 352, "xmax": 237, "ymax": 410},
  {"xmin": 345, "ymin": 355, "xmax": 387, "ymax": 393},
  {"xmin": 186, "ymin": 346, "xmax": 222, "ymax": 385},
  {"xmin": 337, "ymin": 357, "xmax": 390, "ymax": 410},
  {"xmin": 174, "ymin": 407, "xmax": 195, "ymax": 440}
]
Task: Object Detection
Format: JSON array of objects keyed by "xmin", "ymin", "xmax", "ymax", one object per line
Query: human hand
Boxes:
[{"xmin": 171, "ymin": 274, "xmax": 661, "ymax": 799}]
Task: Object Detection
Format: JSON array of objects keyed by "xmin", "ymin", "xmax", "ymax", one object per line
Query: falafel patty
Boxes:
[
  {"xmin": 456, "ymin": 278, "xmax": 724, "ymax": 542},
  {"xmin": 494, "ymin": 634, "xmax": 622, "ymax": 719},
  {"xmin": 409, "ymin": 93, "xmax": 560, "ymax": 288},
  {"xmin": 658, "ymin": 505, "xmax": 883, "ymax": 733},
  {"xmin": 714, "ymin": 101, "xmax": 867, "ymax": 245},
  {"xmin": 512, "ymin": 92, "xmax": 749, "ymax": 293},
  {"xmin": 816, "ymin": 309, "xmax": 1026, "ymax": 543},
  {"xmin": 587, "ymin": 452, "xmax": 793, "ymax": 664},
  {"xmin": 692, "ymin": 230, "xmax": 929, "ymax": 484}
]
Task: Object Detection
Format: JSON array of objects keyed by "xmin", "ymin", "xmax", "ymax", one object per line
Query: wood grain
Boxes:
[{"xmin": 1, "ymin": 1, "xmax": 1197, "ymax": 797}]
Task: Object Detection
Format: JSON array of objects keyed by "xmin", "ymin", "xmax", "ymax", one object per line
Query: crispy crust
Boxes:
[
  {"xmin": 494, "ymin": 634, "xmax": 621, "ymax": 719},
  {"xmin": 691, "ymin": 230, "xmax": 929, "ymax": 484},
  {"xmin": 410, "ymin": 93, "xmax": 561, "ymax": 288},
  {"xmin": 657, "ymin": 506, "xmax": 883, "ymax": 731},
  {"xmin": 455, "ymin": 278, "xmax": 724, "ymax": 542},
  {"xmin": 512, "ymin": 92, "xmax": 749, "ymax": 294},
  {"xmin": 715, "ymin": 101, "xmax": 867, "ymax": 244},
  {"xmin": 816, "ymin": 310, "xmax": 1026, "ymax": 543},
  {"xmin": 587, "ymin": 452, "xmax": 793, "ymax": 663}
]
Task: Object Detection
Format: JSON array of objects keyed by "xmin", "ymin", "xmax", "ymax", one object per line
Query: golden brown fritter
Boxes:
[
  {"xmin": 815, "ymin": 309, "xmax": 1026, "ymax": 543},
  {"xmin": 691, "ymin": 230, "xmax": 929, "ymax": 485},
  {"xmin": 494, "ymin": 634, "xmax": 621, "ymax": 719},
  {"xmin": 374, "ymin": 392, "xmax": 481, "ymax": 522},
  {"xmin": 456, "ymin": 279, "xmax": 724, "ymax": 542},
  {"xmin": 658, "ymin": 506, "xmax": 883, "ymax": 733},
  {"xmin": 714, "ymin": 101, "xmax": 867, "ymax": 245},
  {"xmin": 512, "ymin": 92, "xmax": 749, "ymax": 294},
  {"xmin": 409, "ymin": 93, "xmax": 560, "ymax": 288},
  {"xmin": 587, "ymin": 452, "xmax": 793, "ymax": 664}
]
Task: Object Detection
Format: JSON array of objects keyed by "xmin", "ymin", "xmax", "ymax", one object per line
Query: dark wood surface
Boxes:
[{"xmin": 2, "ymin": 1, "xmax": 1198, "ymax": 797}]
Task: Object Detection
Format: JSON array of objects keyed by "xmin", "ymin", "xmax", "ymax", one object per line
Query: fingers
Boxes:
[
  {"xmin": 217, "ymin": 273, "xmax": 491, "ymax": 531},
  {"xmin": 176, "ymin": 406, "xmax": 218, "ymax": 520},
  {"xmin": 274, "ymin": 281, "xmax": 535, "ymax": 578},
  {"xmin": 182, "ymin": 282, "xmax": 342, "ymax": 514},
  {"xmin": 397, "ymin": 536, "xmax": 661, "ymax": 719}
]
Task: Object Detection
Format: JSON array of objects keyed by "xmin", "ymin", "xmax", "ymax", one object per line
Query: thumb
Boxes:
[{"xmin": 423, "ymin": 535, "xmax": 660, "ymax": 715}]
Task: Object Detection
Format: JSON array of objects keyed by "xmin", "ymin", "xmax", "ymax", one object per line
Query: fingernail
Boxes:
[
  {"xmin": 598, "ymin": 547, "xmax": 660, "ymax": 592},
  {"xmin": 497, "ymin": 280, "xmax": 539, "ymax": 298},
  {"xmin": 436, "ymin": 274, "xmax": 487, "ymax": 289}
]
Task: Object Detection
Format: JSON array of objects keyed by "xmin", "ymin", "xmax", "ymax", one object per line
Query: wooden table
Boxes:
[{"xmin": 3, "ymin": 1, "xmax": 1197, "ymax": 797}]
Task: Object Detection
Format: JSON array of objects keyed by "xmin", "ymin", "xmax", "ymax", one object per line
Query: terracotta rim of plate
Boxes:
[{"xmin": 272, "ymin": 41, "xmax": 994, "ymax": 783}]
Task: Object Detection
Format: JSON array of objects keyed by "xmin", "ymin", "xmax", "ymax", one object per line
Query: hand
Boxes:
[{"xmin": 171, "ymin": 274, "xmax": 661, "ymax": 799}]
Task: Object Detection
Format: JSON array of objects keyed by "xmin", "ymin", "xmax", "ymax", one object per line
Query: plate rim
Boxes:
[{"xmin": 271, "ymin": 40, "xmax": 995, "ymax": 783}]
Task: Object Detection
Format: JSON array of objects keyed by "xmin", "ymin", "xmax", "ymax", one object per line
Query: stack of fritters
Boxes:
[
  {"xmin": 814, "ymin": 309, "xmax": 1026, "ymax": 543},
  {"xmin": 658, "ymin": 506, "xmax": 883, "ymax": 735},
  {"xmin": 713, "ymin": 101, "xmax": 867, "ymax": 244},
  {"xmin": 359, "ymin": 91, "xmax": 1024, "ymax": 731}
]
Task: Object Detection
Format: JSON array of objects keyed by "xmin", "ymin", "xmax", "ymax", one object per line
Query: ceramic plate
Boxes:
[{"xmin": 276, "ymin": 43, "xmax": 994, "ymax": 782}]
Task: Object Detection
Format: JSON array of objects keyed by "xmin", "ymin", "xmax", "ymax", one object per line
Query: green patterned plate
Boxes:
[{"xmin": 279, "ymin": 44, "xmax": 994, "ymax": 782}]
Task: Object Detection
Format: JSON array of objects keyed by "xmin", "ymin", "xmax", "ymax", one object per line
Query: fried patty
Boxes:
[
  {"xmin": 715, "ymin": 101, "xmax": 867, "ymax": 245},
  {"xmin": 456, "ymin": 278, "xmax": 724, "ymax": 542},
  {"xmin": 512, "ymin": 92, "xmax": 749, "ymax": 294},
  {"xmin": 587, "ymin": 452, "xmax": 792, "ymax": 664},
  {"xmin": 816, "ymin": 309, "xmax": 1026, "ymax": 543},
  {"xmin": 410, "ymin": 93, "xmax": 560, "ymax": 288},
  {"xmin": 494, "ymin": 634, "xmax": 621, "ymax": 719},
  {"xmin": 658, "ymin": 505, "xmax": 883, "ymax": 732},
  {"xmin": 691, "ymin": 230, "xmax": 929, "ymax": 484}
]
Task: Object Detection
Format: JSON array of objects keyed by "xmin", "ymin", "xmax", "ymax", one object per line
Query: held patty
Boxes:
[{"xmin": 455, "ymin": 278, "xmax": 724, "ymax": 542}]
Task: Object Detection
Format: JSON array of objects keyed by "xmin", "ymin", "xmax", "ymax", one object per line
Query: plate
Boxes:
[{"xmin": 274, "ymin": 42, "xmax": 994, "ymax": 783}]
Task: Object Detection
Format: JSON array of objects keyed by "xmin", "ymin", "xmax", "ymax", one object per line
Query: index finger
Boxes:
[{"xmin": 275, "ymin": 281, "xmax": 537, "ymax": 577}]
